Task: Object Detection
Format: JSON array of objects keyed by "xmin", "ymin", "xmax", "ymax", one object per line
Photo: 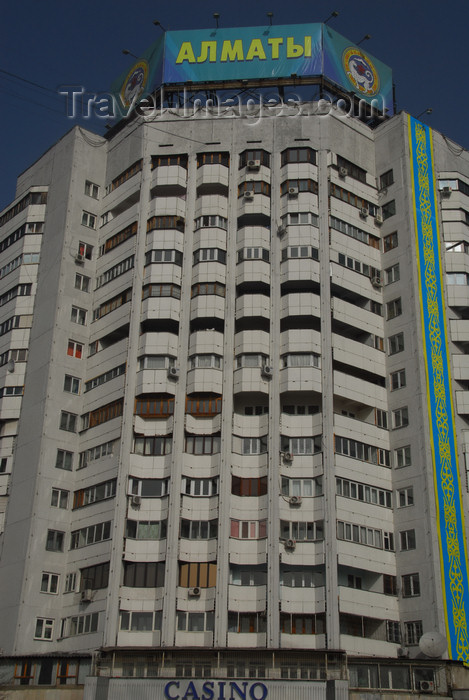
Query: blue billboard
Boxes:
[{"xmin": 111, "ymin": 23, "xmax": 393, "ymax": 115}]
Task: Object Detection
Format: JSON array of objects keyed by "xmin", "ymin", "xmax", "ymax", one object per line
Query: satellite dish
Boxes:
[{"xmin": 419, "ymin": 631, "xmax": 447, "ymax": 658}]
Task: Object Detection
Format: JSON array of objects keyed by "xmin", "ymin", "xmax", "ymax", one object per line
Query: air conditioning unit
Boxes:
[
  {"xmin": 419, "ymin": 681, "xmax": 434, "ymax": 693},
  {"xmin": 247, "ymin": 159, "xmax": 261, "ymax": 170},
  {"xmin": 289, "ymin": 495, "xmax": 302, "ymax": 506},
  {"xmin": 262, "ymin": 365, "xmax": 273, "ymax": 378},
  {"xmin": 277, "ymin": 225, "xmax": 287, "ymax": 237},
  {"xmin": 360, "ymin": 207, "xmax": 369, "ymax": 218},
  {"xmin": 283, "ymin": 452, "xmax": 294, "ymax": 463},
  {"xmin": 75, "ymin": 253, "xmax": 85, "ymax": 263},
  {"xmin": 131, "ymin": 494, "xmax": 141, "ymax": 507},
  {"xmin": 244, "ymin": 190, "xmax": 255, "ymax": 199},
  {"xmin": 168, "ymin": 366, "xmax": 180, "ymax": 379},
  {"xmin": 81, "ymin": 589, "xmax": 93, "ymax": 603},
  {"xmin": 188, "ymin": 587, "xmax": 201, "ymax": 597},
  {"xmin": 397, "ymin": 646, "xmax": 409, "ymax": 658},
  {"xmin": 375, "ymin": 213, "xmax": 384, "ymax": 225},
  {"xmin": 442, "ymin": 185, "xmax": 452, "ymax": 196},
  {"xmin": 371, "ymin": 275, "xmax": 383, "ymax": 288},
  {"xmin": 285, "ymin": 538, "xmax": 296, "ymax": 550},
  {"xmin": 339, "ymin": 166, "xmax": 348, "ymax": 178},
  {"xmin": 288, "ymin": 187, "xmax": 299, "ymax": 197}
]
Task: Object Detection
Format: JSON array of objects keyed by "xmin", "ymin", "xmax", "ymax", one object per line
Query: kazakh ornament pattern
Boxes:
[{"xmin": 408, "ymin": 115, "xmax": 469, "ymax": 663}]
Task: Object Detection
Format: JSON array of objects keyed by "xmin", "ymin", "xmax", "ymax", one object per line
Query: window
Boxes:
[
  {"xmin": 85, "ymin": 180, "xmax": 99, "ymax": 198},
  {"xmin": 143, "ymin": 283, "xmax": 181, "ymax": 300},
  {"xmin": 400, "ymin": 529, "xmax": 416, "ymax": 551},
  {"xmin": 134, "ymin": 435, "xmax": 172, "ymax": 456},
  {"xmin": 280, "ymin": 520, "xmax": 324, "ymax": 541},
  {"xmin": 190, "ymin": 354, "xmax": 222, "ymax": 369},
  {"xmin": 383, "ymin": 574, "xmax": 397, "ymax": 595},
  {"xmin": 78, "ymin": 440, "xmax": 114, "ymax": 468},
  {"xmin": 282, "ymin": 353, "xmax": 319, "ymax": 368},
  {"xmin": 376, "ymin": 409, "xmax": 388, "ymax": 429},
  {"xmin": 85, "ymin": 363, "xmax": 126, "ymax": 392},
  {"xmin": 281, "ymin": 436, "xmax": 322, "ymax": 455},
  {"xmin": 239, "ymin": 150, "xmax": 269, "ymax": 168},
  {"xmin": 41, "ymin": 572, "xmax": 59, "ymax": 594},
  {"xmin": 106, "ymin": 159, "xmax": 142, "ymax": 192},
  {"xmin": 282, "ymin": 404, "xmax": 318, "ymax": 416},
  {"xmin": 281, "ymin": 147, "xmax": 316, "ymax": 166},
  {"xmin": 282, "ymin": 477, "xmax": 323, "ymax": 497},
  {"xmin": 402, "ymin": 573, "xmax": 420, "ymax": 597},
  {"xmin": 73, "ymin": 479, "xmax": 116, "ymax": 508},
  {"xmin": 185, "ymin": 434, "xmax": 220, "ymax": 455},
  {"xmin": 389, "ymin": 332, "xmax": 404, "ymax": 355},
  {"xmin": 64, "ymin": 572, "xmax": 77, "ymax": 593},
  {"xmin": 336, "ymin": 477, "xmax": 392, "ymax": 508},
  {"xmin": 384, "ymin": 232, "xmax": 398, "ymax": 251},
  {"xmin": 198, "ymin": 152, "xmax": 230, "ymax": 167},
  {"xmin": 230, "ymin": 519, "xmax": 267, "ymax": 539},
  {"xmin": 59, "ymin": 411, "xmax": 77, "ymax": 432},
  {"xmin": 70, "ymin": 521, "xmax": 111, "ymax": 549},
  {"xmin": 67, "ymin": 340, "xmax": 83, "ymax": 358},
  {"xmin": 81, "ymin": 211, "xmax": 96, "ymax": 229},
  {"xmin": 393, "ymin": 407, "xmax": 409, "ymax": 429},
  {"xmin": 185, "ymin": 395, "xmax": 222, "ymax": 417},
  {"xmin": 386, "ymin": 298, "xmax": 402, "ymax": 320},
  {"xmin": 391, "ymin": 369, "xmax": 406, "ymax": 390},
  {"xmin": 129, "ymin": 477, "xmax": 169, "ymax": 498},
  {"xmin": 120, "ymin": 610, "xmax": 162, "ymax": 632},
  {"xmin": 331, "ymin": 216, "xmax": 374, "ymax": 246},
  {"xmin": 63, "ymin": 374, "xmax": 80, "ymax": 394},
  {"xmin": 244, "ymin": 405, "xmax": 269, "ymax": 415},
  {"xmin": 70, "ymin": 306, "xmax": 87, "ymax": 325},
  {"xmin": 329, "ymin": 183, "xmax": 377, "ymax": 216},
  {"xmin": 281, "ymin": 211, "xmax": 318, "ymax": 227},
  {"xmin": 191, "ymin": 282, "xmax": 225, "ymax": 297},
  {"xmin": 337, "ymin": 521, "xmax": 394, "ymax": 550},
  {"xmin": 193, "ymin": 248, "xmax": 226, "ymax": 264},
  {"xmin": 102, "ymin": 221, "xmax": 138, "ymax": 255},
  {"xmin": 126, "ymin": 520, "xmax": 167, "ymax": 540},
  {"xmin": 386, "ymin": 620, "xmax": 401, "ymax": 643},
  {"xmin": 178, "ymin": 562, "xmax": 217, "ymax": 588},
  {"xmin": 194, "ymin": 215, "xmax": 227, "ymax": 230},
  {"xmin": 135, "ymin": 395, "xmax": 175, "ymax": 418},
  {"xmin": 77, "ymin": 241, "xmax": 93, "ymax": 260},
  {"xmin": 67, "ymin": 612, "xmax": 99, "ymax": 637},
  {"xmin": 144, "ymin": 249, "xmax": 182, "ymax": 267},
  {"xmin": 335, "ymin": 435, "xmax": 390, "ymax": 467},
  {"xmin": 395, "ymin": 445, "xmax": 411, "ymax": 467},
  {"xmin": 398, "ymin": 486, "xmax": 414, "ymax": 507},
  {"xmin": 236, "ymin": 353, "xmax": 268, "ymax": 368},
  {"xmin": 93, "ymin": 289, "xmax": 131, "ymax": 320},
  {"xmin": 337, "ymin": 155, "xmax": 366, "ymax": 183},
  {"xmin": 180, "ymin": 519, "xmax": 218, "ymax": 540},
  {"xmin": 152, "ymin": 153, "xmax": 188, "ymax": 169},
  {"xmin": 282, "ymin": 245, "xmax": 319, "ymax": 262},
  {"xmin": 182, "ymin": 477, "xmax": 219, "ymax": 497},
  {"xmin": 347, "ymin": 575, "xmax": 362, "ymax": 589},
  {"xmin": 82, "ymin": 398, "xmax": 124, "ymax": 429},
  {"xmin": 74, "ymin": 273, "xmax": 90, "ymax": 292},
  {"xmin": 280, "ymin": 179, "xmax": 318, "ymax": 196},
  {"xmin": 177, "ymin": 611, "xmax": 214, "ymax": 632},
  {"xmin": 46, "ymin": 530, "xmax": 64, "ymax": 552},
  {"xmin": 380, "ymin": 170, "xmax": 394, "ymax": 189},
  {"xmin": 382, "ymin": 200, "xmax": 396, "ymax": 220},
  {"xmin": 230, "ymin": 565, "xmax": 267, "ymax": 586},
  {"xmin": 34, "ymin": 618, "xmax": 54, "ymax": 640},
  {"xmin": 231, "ymin": 476, "xmax": 268, "ymax": 496},
  {"xmin": 51, "ymin": 488, "xmax": 69, "ymax": 509},
  {"xmin": 240, "ymin": 436, "xmax": 268, "ymax": 455},
  {"xmin": 385, "ymin": 263, "xmax": 400, "ymax": 284},
  {"xmin": 228, "ymin": 612, "xmax": 267, "ymax": 634},
  {"xmin": 237, "ymin": 247, "xmax": 269, "ymax": 263},
  {"xmin": 280, "ymin": 613, "xmax": 324, "ymax": 635},
  {"xmin": 405, "ymin": 620, "xmax": 423, "ymax": 645},
  {"xmin": 55, "ymin": 449, "xmax": 72, "ymax": 471},
  {"xmin": 96, "ymin": 254, "xmax": 135, "ymax": 288},
  {"xmin": 280, "ymin": 565, "xmax": 323, "ymax": 589},
  {"xmin": 80, "ymin": 562, "xmax": 110, "ymax": 590}
]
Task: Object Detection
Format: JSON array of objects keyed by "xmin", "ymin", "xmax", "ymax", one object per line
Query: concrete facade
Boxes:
[{"xmin": 0, "ymin": 97, "xmax": 469, "ymax": 696}]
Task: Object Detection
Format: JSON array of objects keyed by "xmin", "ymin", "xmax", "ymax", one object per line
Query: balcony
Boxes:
[
  {"xmin": 333, "ymin": 370, "xmax": 387, "ymax": 409},
  {"xmin": 235, "ymin": 294, "xmax": 270, "ymax": 321},
  {"xmin": 228, "ymin": 584, "xmax": 267, "ymax": 611},
  {"xmin": 151, "ymin": 164, "xmax": 187, "ymax": 190},
  {"xmin": 280, "ymin": 259, "xmax": 320, "ymax": 286},
  {"xmin": 279, "ymin": 585, "xmax": 326, "ymax": 614},
  {"xmin": 280, "ymin": 366, "xmax": 321, "ymax": 394},
  {"xmin": 194, "ymin": 195, "xmax": 228, "ymax": 219},
  {"xmin": 339, "ymin": 585, "xmax": 399, "ymax": 619}
]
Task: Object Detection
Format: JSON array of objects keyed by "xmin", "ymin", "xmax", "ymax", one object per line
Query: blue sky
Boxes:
[{"xmin": 1, "ymin": 0, "xmax": 468, "ymax": 210}]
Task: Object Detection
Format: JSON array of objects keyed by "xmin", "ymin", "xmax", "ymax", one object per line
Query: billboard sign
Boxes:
[{"xmin": 111, "ymin": 23, "xmax": 393, "ymax": 115}]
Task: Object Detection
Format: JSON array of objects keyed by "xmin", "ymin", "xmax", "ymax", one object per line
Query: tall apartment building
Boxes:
[{"xmin": 0, "ymin": 22, "xmax": 468, "ymax": 699}]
